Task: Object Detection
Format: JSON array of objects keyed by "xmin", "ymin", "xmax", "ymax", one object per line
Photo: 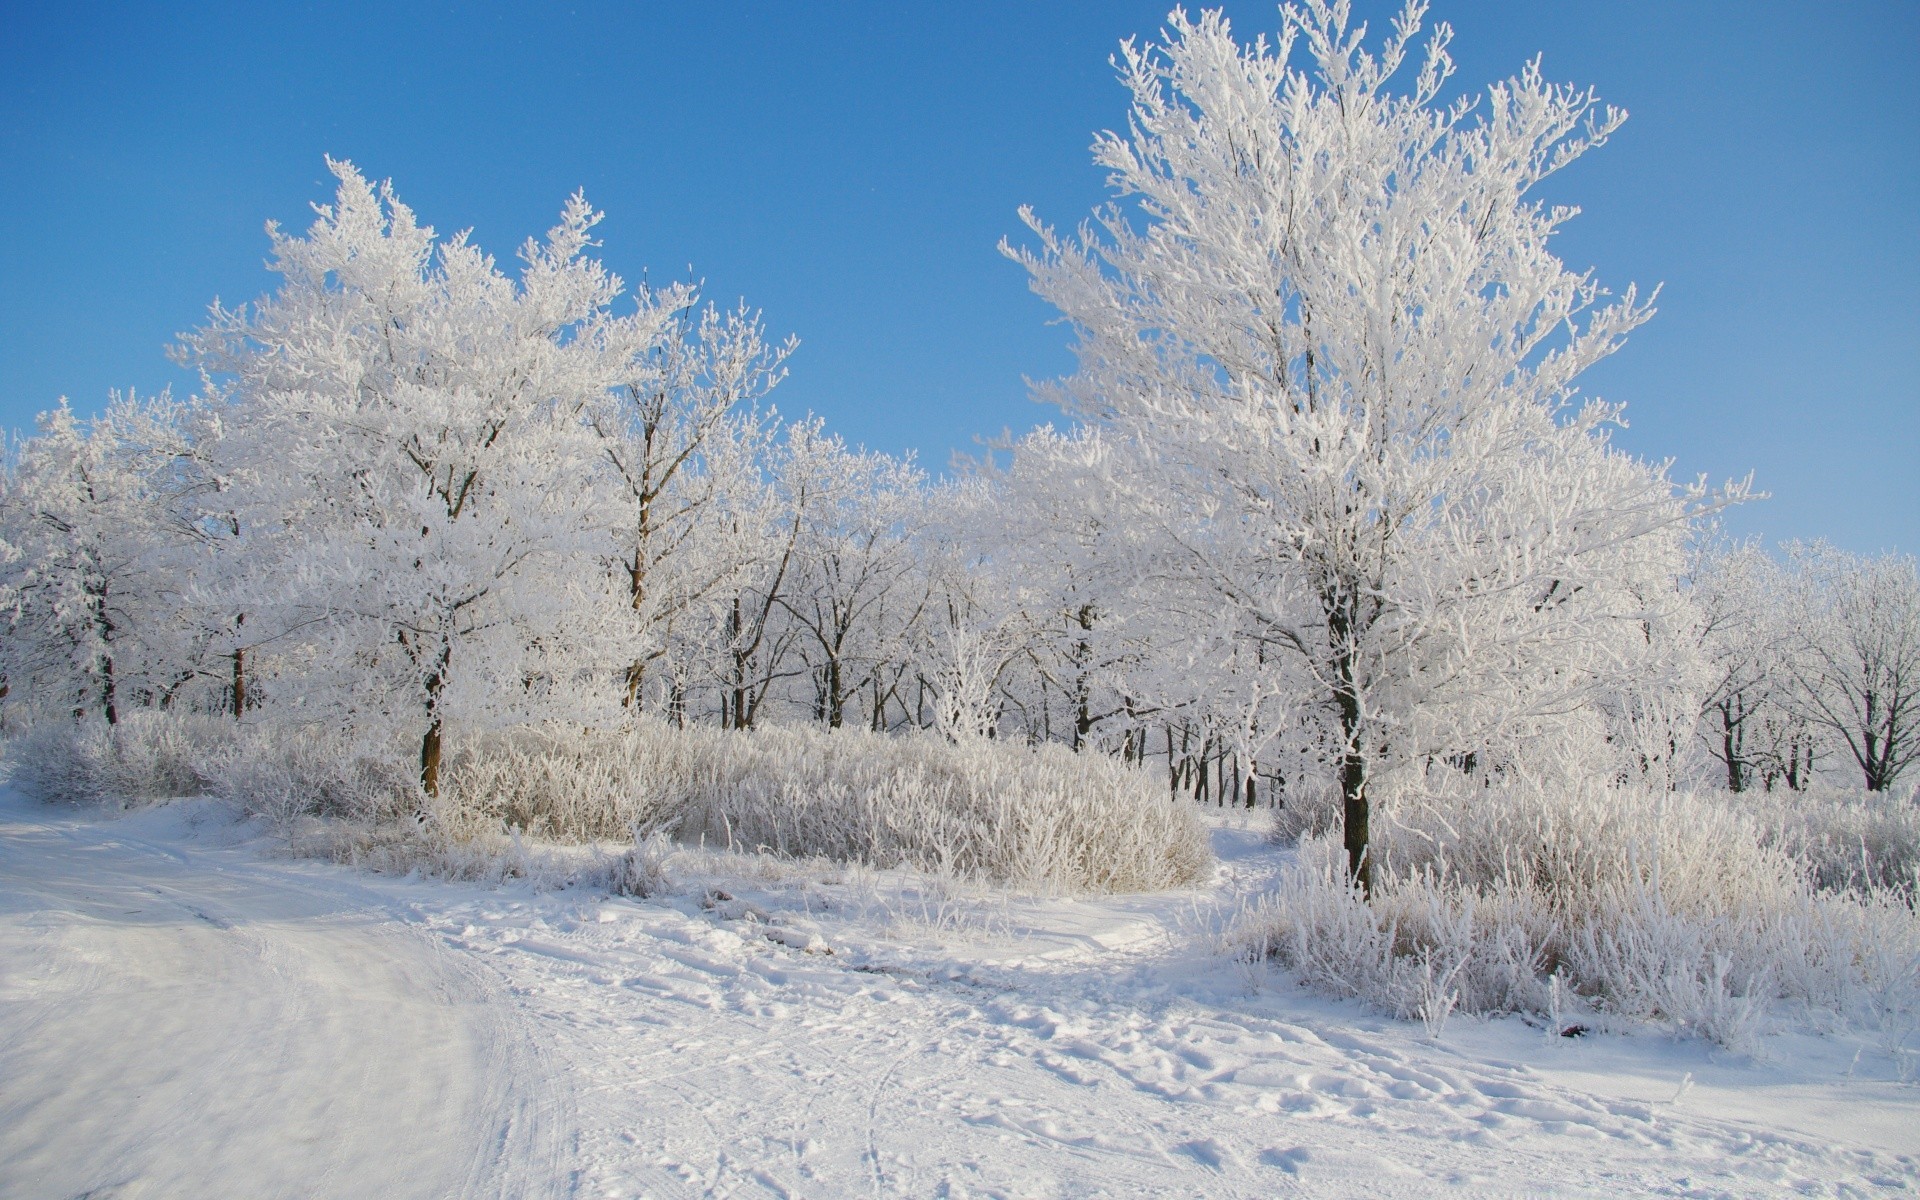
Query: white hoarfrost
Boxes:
[
  {"xmin": 7, "ymin": 712, "xmax": 1214, "ymax": 895},
  {"xmin": 2, "ymin": 9, "xmax": 1917, "ymax": 1196},
  {"xmin": 1003, "ymin": 0, "xmax": 1742, "ymax": 887}
]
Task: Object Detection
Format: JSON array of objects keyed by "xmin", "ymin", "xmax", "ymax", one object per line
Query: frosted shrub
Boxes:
[
  {"xmin": 202, "ymin": 723, "xmax": 418, "ymax": 827},
  {"xmin": 10, "ymin": 711, "xmax": 1210, "ymax": 895},
  {"xmin": 8, "ymin": 712, "xmax": 235, "ymax": 808},
  {"xmin": 1741, "ymin": 785, "xmax": 1920, "ymax": 897},
  {"xmin": 429, "ymin": 720, "xmax": 1212, "ymax": 894},
  {"xmin": 1237, "ymin": 779, "xmax": 1920, "ymax": 1049}
]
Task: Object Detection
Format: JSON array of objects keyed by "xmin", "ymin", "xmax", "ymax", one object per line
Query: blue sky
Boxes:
[{"xmin": 2, "ymin": 1, "xmax": 1913, "ymax": 553}]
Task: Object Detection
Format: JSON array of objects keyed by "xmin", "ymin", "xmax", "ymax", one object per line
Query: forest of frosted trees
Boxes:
[
  {"xmin": 2, "ymin": 1, "xmax": 1915, "ymax": 1045},
  {"xmin": 10, "ymin": 156, "xmax": 1912, "ymax": 807}
]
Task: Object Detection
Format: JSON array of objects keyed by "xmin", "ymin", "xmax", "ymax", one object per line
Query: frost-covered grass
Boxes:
[
  {"xmin": 1739, "ymin": 785, "xmax": 1920, "ymax": 898},
  {"xmin": 432, "ymin": 721, "xmax": 1211, "ymax": 894},
  {"xmin": 8, "ymin": 712, "xmax": 232, "ymax": 809},
  {"xmin": 6, "ymin": 713, "xmax": 1212, "ymax": 895},
  {"xmin": 1237, "ymin": 779, "xmax": 1920, "ymax": 1051}
]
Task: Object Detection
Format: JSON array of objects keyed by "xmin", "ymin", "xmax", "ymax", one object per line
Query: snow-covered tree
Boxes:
[
  {"xmin": 0, "ymin": 394, "xmax": 211, "ymax": 723},
  {"xmin": 1006, "ymin": 3, "xmax": 1733, "ymax": 889},
  {"xmin": 1783, "ymin": 543, "xmax": 1920, "ymax": 792},
  {"xmin": 777, "ymin": 424, "xmax": 931, "ymax": 730},
  {"xmin": 178, "ymin": 160, "xmax": 648, "ymax": 792},
  {"xmin": 587, "ymin": 300, "xmax": 793, "ymax": 710},
  {"xmin": 1688, "ymin": 541, "xmax": 1829, "ymax": 792}
]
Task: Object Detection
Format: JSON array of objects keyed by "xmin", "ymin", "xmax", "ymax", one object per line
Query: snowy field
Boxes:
[{"xmin": 1, "ymin": 790, "xmax": 1915, "ymax": 1199}]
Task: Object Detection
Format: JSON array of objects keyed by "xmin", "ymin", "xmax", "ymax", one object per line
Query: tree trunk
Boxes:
[
  {"xmin": 420, "ymin": 642, "xmax": 450, "ymax": 796},
  {"xmin": 730, "ymin": 596, "xmax": 748, "ymax": 729},
  {"xmin": 420, "ymin": 716, "xmax": 443, "ymax": 797},
  {"xmin": 623, "ymin": 549, "xmax": 647, "ymax": 709},
  {"xmin": 1327, "ymin": 587, "xmax": 1371, "ymax": 895},
  {"xmin": 1718, "ymin": 700, "xmax": 1745, "ymax": 792},
  {"xmin": 101, "ymin": 654, "xmax": 118, "ymax": 727},
  {"xmin": 232, "ymin": 646, "xmax": 247, "ymax": 719},
  {"xmin": 1336, "ymin": 686, "xmax": 1371, "ymax": 896}
]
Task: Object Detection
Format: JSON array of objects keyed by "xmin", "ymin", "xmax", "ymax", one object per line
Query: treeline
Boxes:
[{"xmin": 1, "ymin": 160, "xmax": 1914, "ymax": 825}]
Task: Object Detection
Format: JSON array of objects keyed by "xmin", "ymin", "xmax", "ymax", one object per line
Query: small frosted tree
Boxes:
[
  {"xmin": 0, "ymin": 394, "xmax": 210, "ymax": 723},
  {"xmin": 587, "ymin": 299, "xmax": 793, "ymax": 711},
  {"xmin": 1008, "ymin": 3, "xmax": 1731, "ymax": 890},
  {"xmin": 777, "ymin": 424, "xmax": 930, "ymax": 730},
  {"xmin": 1689, "ymin": 540, "xmax": 1829, "ymax": 792}
]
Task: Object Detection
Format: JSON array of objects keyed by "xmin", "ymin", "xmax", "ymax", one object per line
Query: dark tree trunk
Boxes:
[
  {"xmin": 231, "ymin": 612, "xmax": 249, "ymax": 719},
  {"xmin": 1327, "ymin": 585, "xmax": 1371, "ymax": 896},
  {"xmin": 101, "ymin": 655, "xmax": 118, "ymax": 727},
  {"xmin": 1335, "ymin": 679, "xmax": 1371, "ymax": 896},
  {"xmin": 420, "ymin": 716, "xmax": 443, "ymax": 797},
  {"xmin": 624, "ymin": 661, "xmax": 645, "ymax": 710},
  {"xmin": 1717, "ymin": 699, "xmax": 1747, "ymax": 792},
  {"xmin": 730, "ymin": 596, "xmax": 748, "ymax": 730},
  {"xmin": 419, "ymin": 642, "xmax": 451, "ymax": 796}
]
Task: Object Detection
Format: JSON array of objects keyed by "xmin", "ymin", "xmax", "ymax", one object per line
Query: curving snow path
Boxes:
[
  {"xmin": 2, "ymin": 790, "xmax": 1917, "ymax": 1198},
  {"xmin": 0, "ymin": 794, "xmax": 568, "ymax": 1200}
]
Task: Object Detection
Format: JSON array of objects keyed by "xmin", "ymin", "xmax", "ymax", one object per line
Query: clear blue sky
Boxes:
[{"xmin": 3, "ymin": 2, "xmax": 1914, "ymax": 553}]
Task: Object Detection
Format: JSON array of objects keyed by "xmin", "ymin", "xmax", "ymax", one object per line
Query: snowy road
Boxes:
[
  {"xmin": 0, "ymin": 796, "xmax": 567, "ymax": 1200},
  {"xmin": 2, "ymin": 793, "xmax": 1916, "ymax": 1198}
]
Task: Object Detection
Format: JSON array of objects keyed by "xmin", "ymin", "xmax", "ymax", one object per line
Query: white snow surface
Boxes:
[{"xmin": 1, "ymin": 791, "xmax": 1915, "ymax": 1199}]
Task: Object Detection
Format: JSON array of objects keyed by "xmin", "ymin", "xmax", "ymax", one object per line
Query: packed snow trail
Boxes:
[
  {"xmin": 3, "ymin": 794, "xmax": 1917, "ymax": 1198},
  {"xmin": 0, "ymin": 793, "xmax": 568, "ymax": 1200}
]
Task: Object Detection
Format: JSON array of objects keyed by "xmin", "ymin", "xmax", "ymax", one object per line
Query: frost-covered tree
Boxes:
[
  {"xmin": 0, "ymin": 394, "xmax": 211, "ymax": 723},
  {"xmin": 1784, "ymin": 543, "xmax": 1920, "ymax": 792},
  {"xmin": 982, "ymin": 428, "xmax": 1148, "ymax": 753},
  {"xmin": 179, "ymin": 160, "xmax": 648, "ymax": 792},
  {"xmin": 587, "ymin": 300, "xmax": 793, "ymax": 710},
  {"xmin": 1688, "ymin": 541, "xmax": 1830, "ymax": 792},
  {"xmin": 1007, "ymin": 3, "xmax": 1731, "ymax": 889},
  {"xmin": 778, "ymin": 424, "xmax": 931, "ymax": 730}
]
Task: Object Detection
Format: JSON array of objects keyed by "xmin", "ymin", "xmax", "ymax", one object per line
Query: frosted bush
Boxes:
[
  {"xmin": 9, "ymin": 712, "xmax": 1211, "ymax": 895},
  {"xmin": 1740, "ymin": 785, "xmax": 1920, "ymax": 897},
  {"xmin": 201, "ymin": 723, "xmax": 418, "ymax": 826},
  {"xmin": 7, "ymin": 712, "xmax": 235, "ymax": 808},
  {"xmin": 1237, "ymin": 779, "xmax": 1920, "ymax": 1049},
  {"xmin": 426, "ymin": 720, "xmax": 1212, "ymax": 894}
]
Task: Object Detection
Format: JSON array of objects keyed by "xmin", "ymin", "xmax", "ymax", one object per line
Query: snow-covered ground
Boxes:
[{"xmin": 1, "ymin": 791, "xmax": 1914, "ymax": 1199}]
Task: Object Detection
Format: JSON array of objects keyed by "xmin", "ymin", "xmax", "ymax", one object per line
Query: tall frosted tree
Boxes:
[
  {"xmin": 179, "ymin": 160, "xmax": 664, "ymax": 793},
  {"xmin": 586, "ymin": 300, "xmax": 792, "ymax": 711},
  {"xmin": 1008, "ymin": 2, "xmax": 1730, "ymax": 890},
  {"xmin": 777, "ymin": 423, "xmax": 930, "ymax": 730}
]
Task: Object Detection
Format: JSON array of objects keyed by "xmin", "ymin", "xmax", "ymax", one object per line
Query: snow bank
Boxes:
[
  {"xmin": 1240, "ymin": 779, "xmax": 1920, "ymax": 1050},
  {"xmin": 7, "ymin": 714, "xmax": 1212, "ymax": 895}
]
